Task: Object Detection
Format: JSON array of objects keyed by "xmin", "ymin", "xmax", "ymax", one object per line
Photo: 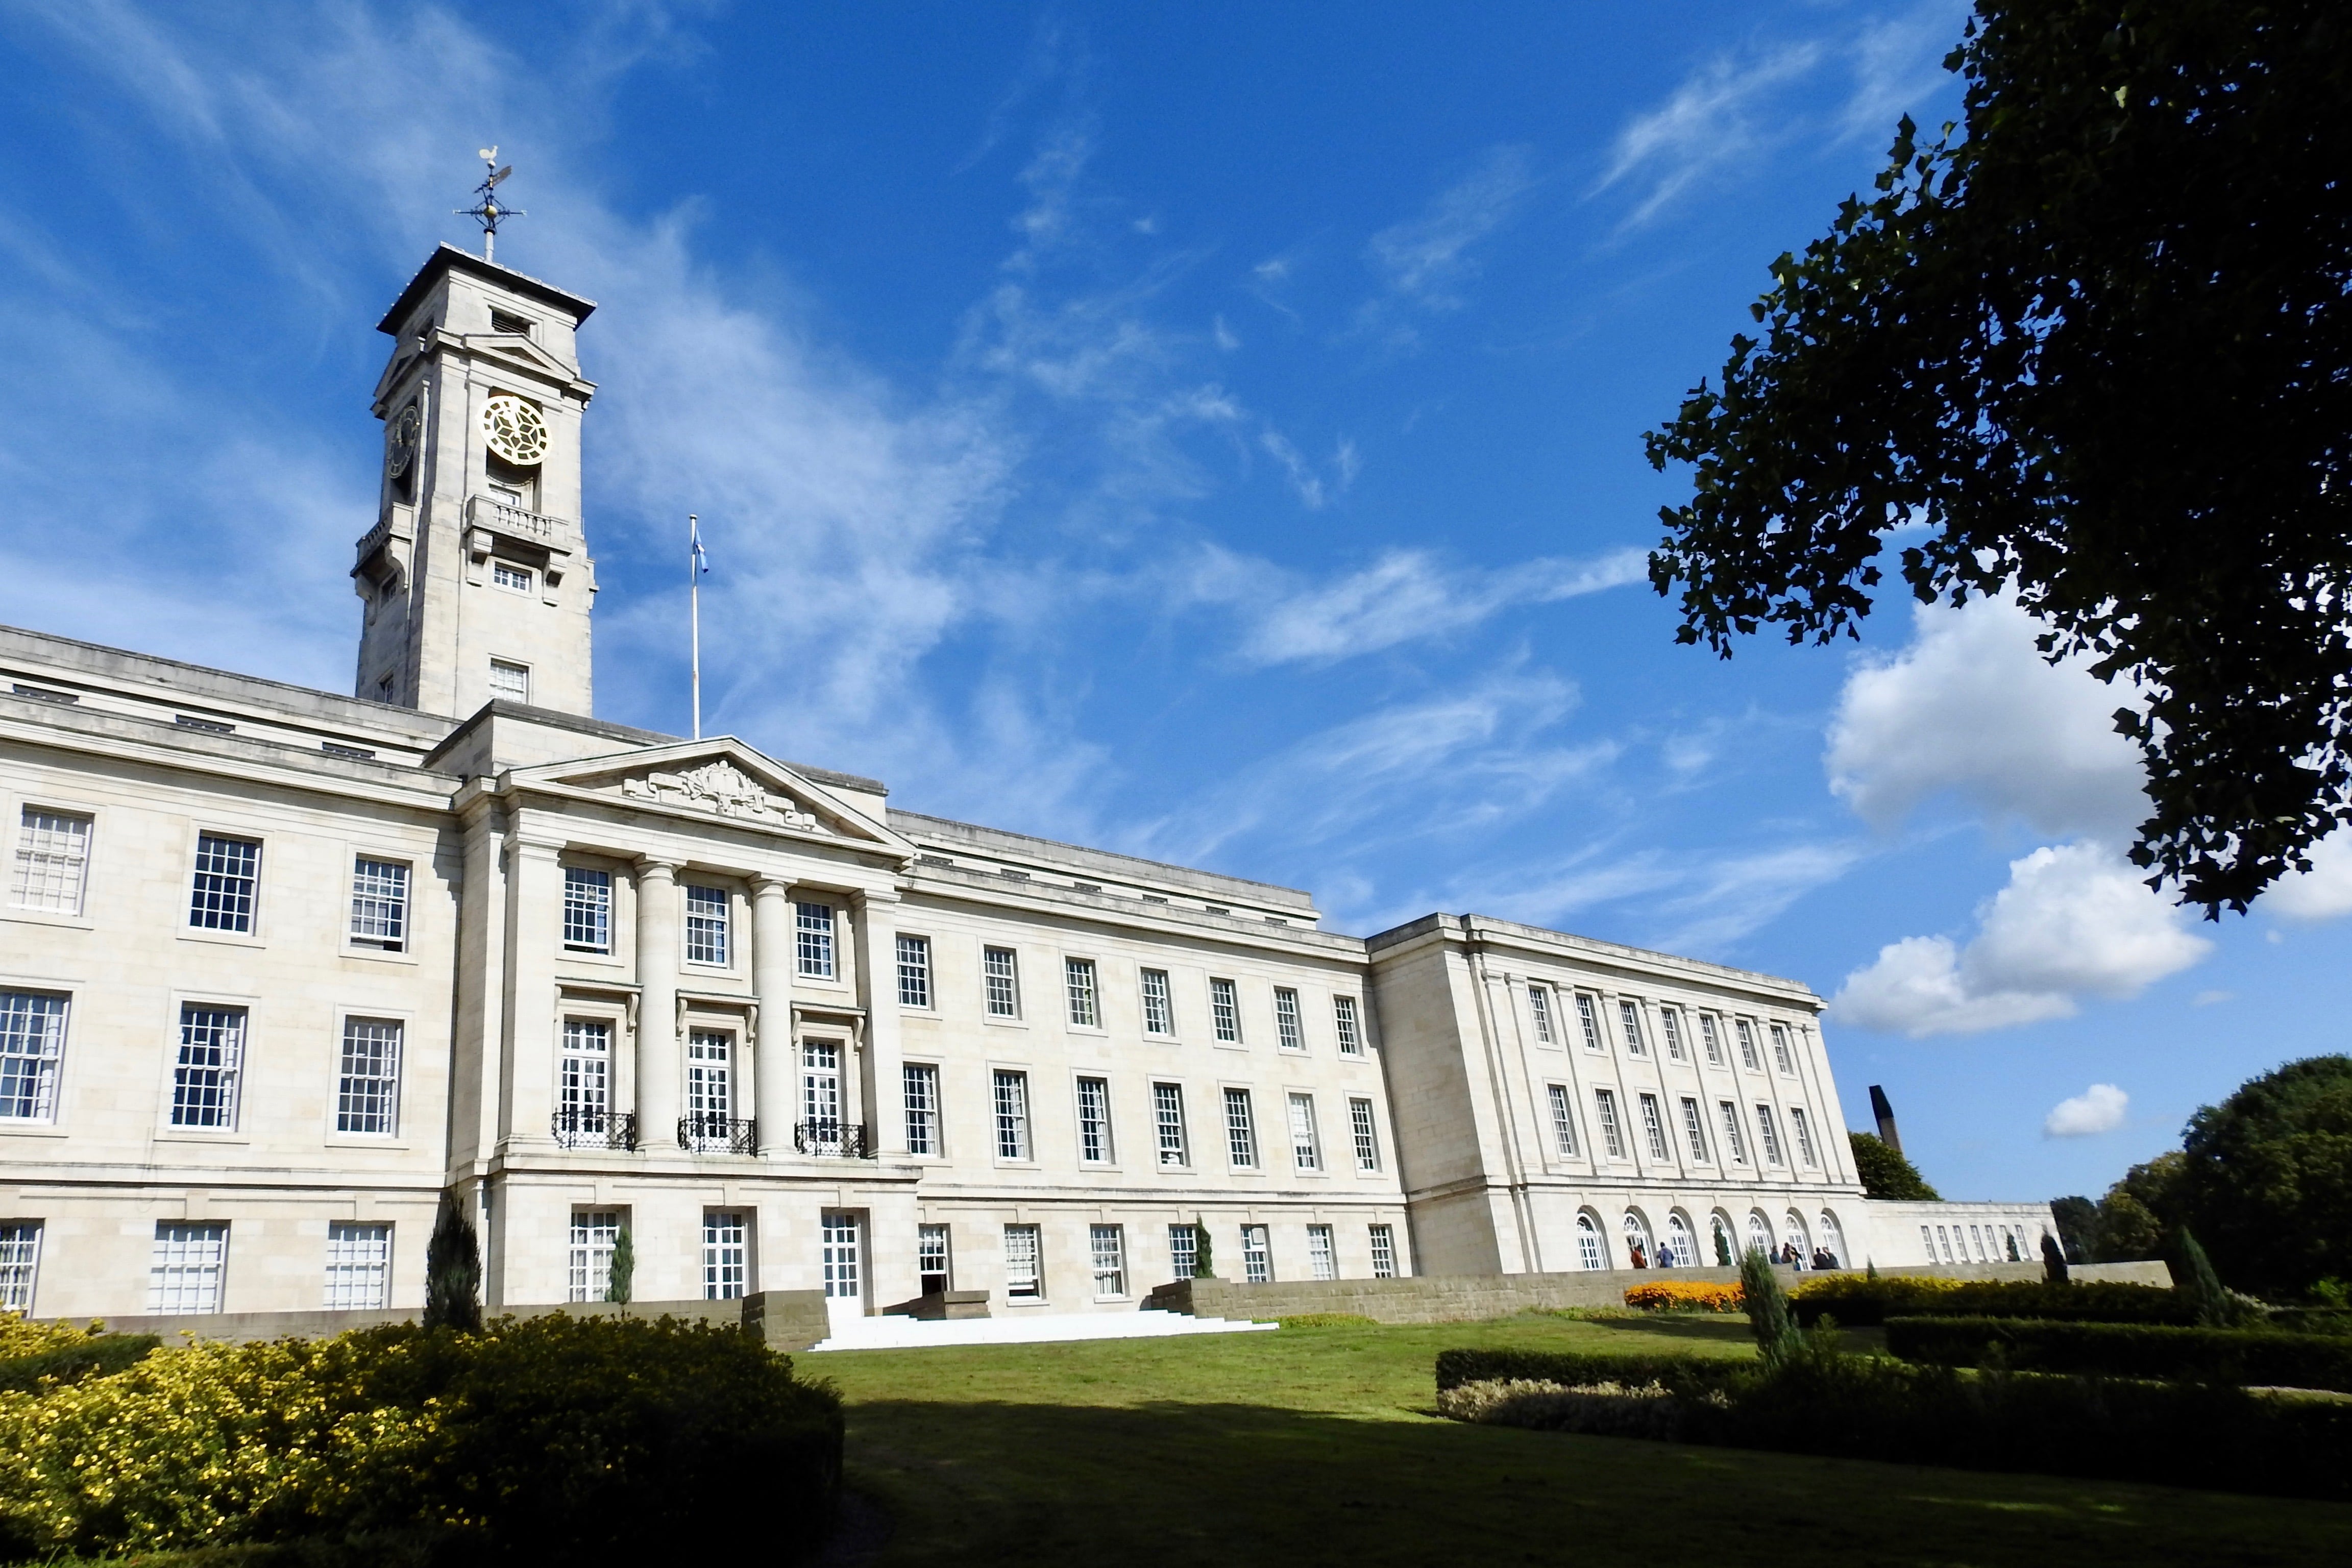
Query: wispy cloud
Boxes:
[
  {"xmin": 1597, "ymin": 43, "xmax": 1823, "ymax": 227},
  {"xmin": 1355, "ymin": 144, "xmax": 1538, "ymax": 346}
]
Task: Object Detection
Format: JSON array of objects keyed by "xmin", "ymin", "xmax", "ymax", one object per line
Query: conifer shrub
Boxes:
[
  {"xmin": 1739, "ymin": 1247, "xmax": 1802, "ymax": 1365},
  {"xmin": 421, "ymin": 1194, "xmax": 481, "ymax": 1334},
  {"xmin": 1885, "ymin": 1316, "xmax": 2352, "ymax": 1391}
]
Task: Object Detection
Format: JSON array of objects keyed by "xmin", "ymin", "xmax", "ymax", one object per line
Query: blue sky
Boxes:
[{"xmin": 3, "ymin": 0, "xmax": 2347, "ymax": 1206}]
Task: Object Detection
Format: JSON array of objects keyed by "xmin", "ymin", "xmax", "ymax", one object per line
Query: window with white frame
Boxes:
[
  {"xmin": 795, "ymin": 902, "xmax": 836, "ymax": 978},
  {"xmin": 1076, "ymin": 1075, "xmax": 1113, "ymax": 1163},
  {"xmin": 1770, "ymin": 1022, "xmax": 1796, "ymax": 1074},
  {"xmin": 348, "ymin": 858, "xmax": 408, "ymax": 950},
  {"xmin": 1140, "ymin": 968, "xmax": 1174, "ymax": 1035},
  {"xmin": 1754, "ymin": 1104, "xmax": 1784, "ymax": 1165},
  {"xmin": 1637, "ymin": 1092, "xmax": 1670, "ymax": 1161},
  {"xmin": 557, "ymin": 1019, "xmax": 610, "ymax": 1135},
  {"xmin": 1546, "ymin": 1084, "xmax": 1579, "ymax": 1157},
  {"xmin": 323, "ymin": 1221, "xmax": 390, "ymax": 1310},
  {"xmin": 703, "ymin": 1210, "xmax": 748, "ymax": 1300},
  {"xmin": 1274, "ymin": 988, "xmax": 1304, "ymax": 1050},
  {"xmin": 1333, "ymin": 994, "xmax": 1363, "ymax": 1056},
  {"xmin": 993, "ymin": 1070, "xmax": 1030, "ymax": 1160},
  {"xmin": 1349, "ymin": 1096, "xmax": 1380, "ymax": 1171},
  {"xmin": 0, "ymin": 991, "xmax": 67, "ymax": 1122},
  {"xmin": 1594, "ymin": 1088, "xmax": 1625, "ymax": 1159},
  {"xmin": 1528, "ymin": 985, "xmax": 1556, "ymax": 1044},
  {"xmin": 803, "ymin": 1040, "xmax": 843, "ymax": 1130},
  {"xmin": 1735, "ymin": 1018, "xmax": 1761, "ymax": 1070},
  {"xmin": 1240, "ymin": 1223, "xmax": 1271, "ymax": 1283},
  {"xmin": 334, "ymin": 1017, "xmax": 402, "ymax": 1135},
  {"xmin": 487, "ymin": 658, "xmax": 531, "ymax": 703},
  {"xmin": 1209, "ymin": 978, "xmax": 1241, "ymax": 1043},
  {"xmin": 492, "ymin": 560, "xmax": 533, "ymax": 594},
  {"xmin": 684, "ymin": 885, "xmax": 729, "ymax": 966},
  {"xmin": 684, "ymin": 1031, "xmax": 733, "ymax": 1146},
  {"xmin": 0, "ymin": 1222, "xmax": 41, "ymax": 1312},
  {"xmin": 561, "ymin": 868, "xmax": 611, "ymax": 951},
  {"xmin": 1368, "ymin": 1223, "xmax": 1398, "ymax": 1279},
  {"xmin": 1660, "ymin": 1008, "xmax": 1686, "ymax": 1061},
  {"xmin": 823, "ymin": 1211, "xmax": 862, "ymax": 1301},
  {"xmin": 150, "ymin": 1221, "xmax": 228, "ymax": 1313},
  {"xmin": 1003, "ymin": 1223, "xmax": 1042, "ymax": 1298},
  {"xmin": 1306, "ymin": 1223, "xmax": 1336, "ymax": 1281},
  {"xmin": 1065, "ymin": 958, "xmax": 1099, "ymax": 1027},
  {"xmin": 1168, "ymin": 1222, "xmax": 1199, "ymax": 1281},
  {"xmin": 903, "ymin": 1063, "xmax": 940, "ymax": 1155},
  {"xmin": 1223, "ymin": 1087, "xmax": 1258, "ymax": 1167},
  {"xmin": 918, "ymin": 1224, "xmax": 951, "ymax": 1294},
  {"xmin": 896, "ymin": 934, "xmax": 932, "ymax": 1008},
  {"xmin": 1574, "ymin": 992, "xmax": 1604, "ymax": 1050},
  {"xmin": 1699, "ymin": 1013, "xmax": 1724, "ymax": 1065},
  {"xmin": 983, "ymin": 947, "xmax": 1019, "ymax": 1017},
  {"xmin": 1719, "ymin": 1100, "xmax": 1749, "ymax": 1163},
  {"xmin": 1575, "ymin": 1213, "xmax": 1605, "ymax": 1270},
  {"xmin": 1619, "ymin": 1000, "xmax": 1647, "ymax": 1056},
  {"xmin": 188, "ymin": 833, "xmax": 260, "ymax": 933},
  {"xmin": 1919, "ymin": 1224, "xmax": 1936, "ymax": 1261},
  {"xmin": 568, "ymin": 1210, "xmax": 620, "ymax": 1303},
  {"xmin": 1090, "ymin": 1224, "xmax": 1125, "ymax": 1296},
  {"xmin": 171, "ymin": 1004, "xmax": 245, "ymax": 1129},
  {"xmin": 1154, "ymin": 1082, "xmax": 1188, "ymax": 1166},
  {"xmin": 1788, "ymin": 1106, "xmax": 1819, "ymax": 1167},
  {"xmin": 1287, "ymin": 1092, "xmax": 1321, "ymax": 1171},
  {"xmin": 11, "ymin": 808, "xmax": 90, "ymax": 914},
  {"xmin": 1679, "ymin": 1097, "xmax": 1710, "ymax": 1164}
]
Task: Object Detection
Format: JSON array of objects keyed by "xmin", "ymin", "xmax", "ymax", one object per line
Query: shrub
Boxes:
[
  {"xmin": 1886, "ymin": 1316, "xmax": 2352, "ymax": 1392},
  {"xmin": 1740, "ymin": 1248, "xmax": 1802, "ymax": 1365},
  {"xmin": 1623, "ymin": 1281, "xmax": 1744, "ymax": 1313},
  {"xmin": 0, "ymin": 1315, "xmax": 842, "ymax": 1566},
  {"xmin": 1434, "ymin": 1347, "xmax": 1749, "ymax": 1398},
  {"xmin": 0, "ymin": 1333, "xmax": 158, "ymax": 1393},
  {"xmin": 421, "ymin": 1195, "xmax": 480, "ymax": 1334},
  {"xmin": 1275, "ymin": 1313, "xmax": 1376, "ymax": 1329},
  {"xmin": 1438, "ymin": 1378, "xmax": 1684, "ymax": 1440},
  {"xmin": 1788, "ymin": 1274, "xmax": 2187, "ymax": 1328}
]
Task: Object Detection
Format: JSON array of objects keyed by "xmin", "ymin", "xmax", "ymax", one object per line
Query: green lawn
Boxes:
[{"xmin": 813, "ymin": 1313, "xmax": 2352, "ymax": 1567}]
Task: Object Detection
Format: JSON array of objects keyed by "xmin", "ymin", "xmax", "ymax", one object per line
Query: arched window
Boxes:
[
  {"xmin": 1575, "ymin": 1212, "xmax": 1606, "ymax": 1271},
  {"xmin": 1783, "ymin": 1210, "xmax": 1810, "ymax": 1258},
  {"xmin": 1622, "ymin": 1211, "xmax": 1654, "ymax": 1268},
  {"xmin": 1817, "ymin": 1210, "xmax": 1845, "ymax": 1268},
  {"xmin": 1745, "ymin": 1211, "xmax": 1772, "ymax": 1258},
  {"xmin": 1664, "ymin": 1213, "xmax": 1696, "ymax": 1268}
]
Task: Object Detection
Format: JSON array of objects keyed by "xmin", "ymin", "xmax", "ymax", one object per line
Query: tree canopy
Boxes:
[
  {"xmin": 2174, "ymin": 1054, "xmax": 2352, "ymax": 1295},
  {"xmin": 1646, "ymin": 1, "xmax": 2352, "ymax": 915},
  {"xmin": 1849, "ymin": 1130, "xmax": 1941, "ymax": 1200}
]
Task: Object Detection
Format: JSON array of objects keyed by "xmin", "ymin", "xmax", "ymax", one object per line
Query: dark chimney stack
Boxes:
[{"xmin": 1868, "ymin": 1085, "xmax": 1902, "ymax": 1155}]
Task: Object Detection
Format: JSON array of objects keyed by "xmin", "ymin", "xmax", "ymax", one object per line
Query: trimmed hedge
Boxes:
[
  {"xmin": 1434, "ymin": 1346, "xmax": 2352, "ymax": 1501},
  {"xmin": 1886, "ymin": 1316, "xmax": 2352, "ymax": 1391},
  {"xmin": 1788, "ymin": 1275, "xmax": 2188, "ymax": 1328},
  {"xmin": 0, "ymin": 1333, "xmax": 158, "ymax": 1393}
]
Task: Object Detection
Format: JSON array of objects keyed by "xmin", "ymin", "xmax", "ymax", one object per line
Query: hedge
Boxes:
[
  {"xmin": 0, "ymin": 1333, "xmax": 158, "ymax": 1393},
  {"xmin": 1787, "ymin": 1275, "xmax": 2188, "ymax": 1328},
  {"xmin": 1886, "ymin": 1316, "xmax": 2352, "ymax": 1392},
  {"xmin": 1434, "ymin": 1346, "xmax": 2352, "ymax": 1501},
  {"xmin": 0, "ymin": 1314, "xmax": 843, "ymax": 1565}
]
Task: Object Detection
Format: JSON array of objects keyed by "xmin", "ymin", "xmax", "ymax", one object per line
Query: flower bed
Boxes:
[{"xmin": 1624, "ymin": 1280, "xmax": 1745, "ymax": 1313}]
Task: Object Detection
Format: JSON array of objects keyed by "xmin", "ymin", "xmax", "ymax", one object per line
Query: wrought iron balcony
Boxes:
[
  {"xmin": 678, "ymin": 1112, "xmax": 758, "ymax": 1155},
  {"xmin": 793, "ymin": 1118, "xmax": 870, "ymax": 1159},
  {"xmin": 552, "ymin": 1106, "xmax": 637, "ymax": 1150}
]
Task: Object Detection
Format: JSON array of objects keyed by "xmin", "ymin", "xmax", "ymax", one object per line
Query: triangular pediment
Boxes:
[{"xmin": 511, "ymin": 737, "xmax": 910, "ymax": 855}]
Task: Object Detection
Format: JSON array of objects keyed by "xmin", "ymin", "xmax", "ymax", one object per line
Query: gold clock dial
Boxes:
[{"xmin": 481, "ymin": 394, "xmax": 549, "ymax": 466}]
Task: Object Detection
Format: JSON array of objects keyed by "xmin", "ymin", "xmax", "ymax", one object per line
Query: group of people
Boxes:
[{"xmin": 1624, "ymin": 1236, "xmax": 1843, "ymax": 1271}]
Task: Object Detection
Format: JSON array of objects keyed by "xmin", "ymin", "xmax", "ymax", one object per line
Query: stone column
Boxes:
[
  {"xmin": 851, "ymin": 887, "xmax": 905, "ymax": 1157},
  {"xmin": 634, "ymin": 857, "xmax": 682, "ymax": 1149},
  {"xmin": 751, "ymin": 874, "xmax": 798, "ymax": 1156},
  {"xmin": 502, "ymin": 832, "xmax": 566, "ymax": 1149}
]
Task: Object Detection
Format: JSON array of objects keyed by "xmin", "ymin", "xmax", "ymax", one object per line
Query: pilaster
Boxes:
[
  {"xmin": 750, "ymin": 875, "xmax": 797, "ymax": 1156},
  {"xmin": 501, "ymin": 832, "xmax": 565, "ymax": 1149},
  {"xmin": 635, "ymin": 857, "xmax": 682, "ymax": 1148},
  {"xmin": 851, "ymin": 888, "xmax": 906, "ymax": 1158}
]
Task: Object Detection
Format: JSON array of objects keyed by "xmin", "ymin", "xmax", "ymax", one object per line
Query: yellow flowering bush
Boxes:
[
  {"xmin": 0, "ymin": 1312, "xmax": 99, "ymax": 1360},
  {"xmin": 1624, "ymin": 1280, "xmax": 1746, "ymax": 1313}
]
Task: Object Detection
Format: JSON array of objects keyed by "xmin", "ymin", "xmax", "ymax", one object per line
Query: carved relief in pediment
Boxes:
[{"xmin": 619, "ymin": 760, "xmax": 825, "ymax": 831}]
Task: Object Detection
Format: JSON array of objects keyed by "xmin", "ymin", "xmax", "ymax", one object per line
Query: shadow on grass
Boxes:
[
  {"xmin": 845, "ymin": 1397, "xmax": 2349, "ymax": 1568},
  {"xmin": 1587, "ymin": 1314, "xmax": 1756, "ymax": 1345}
]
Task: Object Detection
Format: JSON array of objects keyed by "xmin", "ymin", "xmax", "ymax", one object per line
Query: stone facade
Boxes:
[{"xmin": 0, "ymin": 247, "xmax": 2054, "ymax": 1325}]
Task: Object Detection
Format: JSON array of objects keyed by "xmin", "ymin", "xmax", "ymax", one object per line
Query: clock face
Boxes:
[
  {"xmin": 384, "ymin": 402, "xmax": 421, "ymax": 480},
  {"xmin": 481, "ymin": 394, "xmax": 550, "ymax": 467}
]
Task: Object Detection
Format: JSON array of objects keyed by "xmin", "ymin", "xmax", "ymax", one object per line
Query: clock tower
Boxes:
[{"xmin": 353, "ymin": 244, "xmax": 598, "ymax": 719}]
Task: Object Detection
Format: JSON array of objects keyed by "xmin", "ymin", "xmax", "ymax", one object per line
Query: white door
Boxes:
[{"xmin": 822, "ymin": 1210, "xmax": 863, "ymax": 1329}]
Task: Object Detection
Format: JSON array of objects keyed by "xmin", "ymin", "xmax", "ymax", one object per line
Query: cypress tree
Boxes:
[
  {"xmin": 2172, "ymin": 1227, "xmax": 2242, "ymax": 1327},
  {"xmin": 1192, "ymin": 1220, "xmax": 1214, "ymax": 1279},
  {"xmin": 1739, "ymin": 1246, "xmax": 1801, "ymax": 1367},
  {"xmin": 423, "ymin": 1191, "xmax": 482, "ymax": 1332},
  {"xmin": 1712, "ymin": 1227, "xmax": 1734, "ymax": 1268},
  {"xmin": 2041, "ymin": 1232, "xmax": 2071, "ymax": 1284},
  {"xmin": 606, "ymin": 1224, "xmax": 635, "ymax": 1305}
]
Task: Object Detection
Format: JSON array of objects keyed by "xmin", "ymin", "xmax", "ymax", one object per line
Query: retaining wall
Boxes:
[{"xmin": 52, "ymin": 1290, "xmax": 835, "ymax": 1353}]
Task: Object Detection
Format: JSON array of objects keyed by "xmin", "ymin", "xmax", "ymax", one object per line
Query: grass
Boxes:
[{"xmin": 813, "ymin": 1312, "xmax": 2352, "ymax": 1567}]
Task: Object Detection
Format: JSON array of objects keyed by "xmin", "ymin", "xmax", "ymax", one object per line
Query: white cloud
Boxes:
[
  {"xmin": 1355, "ymin": 145, "xmax": 1537, "ymax": 345},
  {"xmin": 2044, "ymin": 1083, "xmax": 2128, "ymax": 1138},
  {"xmin": 2192, "ymin": 989, "xmax": 2233, "ymax": 1007},
  {"xmin": 1216, "ymin": 546, "xmax": 1648, "ymax": 667},
  {"xmin": 1827, "ymin": 595, "xmax": 2149, "ymax": 838},
  {"xmin": 1832, "ymin": 842, "xmax": 2211, "ymax": 1036},
  {"xmin": 1597, "ymin": 43, "xmax": 1822, "ymax": 226},
  {"xmin": 2261, "ymin": 831, "xmax": 2352, "ymax": 923},
  {"xmin": 1840, "ymin": 1, "xmax": 1973, "ymax": 142}
]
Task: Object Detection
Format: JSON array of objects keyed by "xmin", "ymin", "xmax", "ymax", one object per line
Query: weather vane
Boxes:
[{"xmin": 457, "ymin": 147, "xmax": 521, "ymax": 263}]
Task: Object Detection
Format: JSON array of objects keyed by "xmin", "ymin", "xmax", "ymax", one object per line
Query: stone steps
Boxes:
[{"xmin": 805, "ymin": 1308, "xmax": 1279, "ymax": 1352}]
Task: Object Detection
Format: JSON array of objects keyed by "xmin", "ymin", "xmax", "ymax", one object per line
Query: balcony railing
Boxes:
[
  {"xmin": 552, "ymin": 1107, "xmax": 637, "ymax": 1150},
  {"xmin": 793, "ymin": 1119, "xmax": 871, "ymax": 1159},
  {"xmin": 465, "ymin": 492, "xmax": 568, "ymax": 541},
  {"xmin": 678, "ymin": 1112, "xmax": 758, "ymax": 1155}
]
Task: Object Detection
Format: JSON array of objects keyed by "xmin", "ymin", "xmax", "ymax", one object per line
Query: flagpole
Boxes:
[{"xmin": 689, "ymin": 514, "xmax": 701, "ymax": 741}]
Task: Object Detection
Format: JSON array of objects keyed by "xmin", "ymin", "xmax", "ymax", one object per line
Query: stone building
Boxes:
[{"xmin": 0, "ymin": 245, "xmax": 2052, "ymax": 1325}]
